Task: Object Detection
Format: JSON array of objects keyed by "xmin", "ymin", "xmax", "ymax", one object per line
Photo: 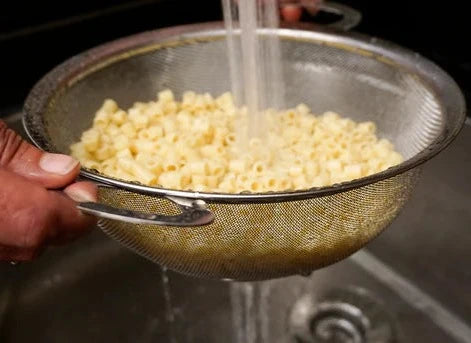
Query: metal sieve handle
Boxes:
[{"xmin": 77, "ymin": 197, "xmax": 215, "ymax": 227}]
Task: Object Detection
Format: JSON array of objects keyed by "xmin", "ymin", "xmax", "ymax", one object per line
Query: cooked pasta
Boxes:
[{"xmin": 70, "ymin": 90, "xmax": 403, "ymax": 193}]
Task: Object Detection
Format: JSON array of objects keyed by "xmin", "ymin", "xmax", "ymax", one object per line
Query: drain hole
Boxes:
[
  {"xmin": 290, "ymin": 287, "xmax": 396, "ymax": 343},
  {"xmin": 315, "ymin": 317, "xmax": 362, "ymax": 343},
  {"xmin": 311, "ymin": 303, "xmax": 368, "ymax": 343}
]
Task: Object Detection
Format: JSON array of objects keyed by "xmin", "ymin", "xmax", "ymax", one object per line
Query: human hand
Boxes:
[
  {"xmin": 234, "ymin": 0, "xmax": 324, "ymax": 22},
  {"xmin": 0, "ymin": 120, "xmax": 97, "ymax": 262},
  {"xmin": 280, "ymin": 0, "xmax": 324, "ymax": 22}
]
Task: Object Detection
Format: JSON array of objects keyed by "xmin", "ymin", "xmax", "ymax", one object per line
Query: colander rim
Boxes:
[{"xmin": 23, "ymin": 22, "xmax": 466, "ymax": 203}]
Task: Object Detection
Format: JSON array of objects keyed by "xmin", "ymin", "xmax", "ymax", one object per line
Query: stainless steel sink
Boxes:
[{"xmin": 1, "ymin": 114, "xmax": 470, "ymax": 343}]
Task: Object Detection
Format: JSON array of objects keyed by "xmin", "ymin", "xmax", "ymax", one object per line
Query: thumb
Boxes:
[{"xmin": 0, "ymin": 120, "xmax": 80, "ymax": 189}]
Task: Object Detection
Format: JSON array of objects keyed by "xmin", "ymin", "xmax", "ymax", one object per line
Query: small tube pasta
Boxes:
[
  {"xmin": 71, "ymin": 90, "xmax": 403, "ymax": 193},
  {"xmin": 81, "ymin": 129, "xmax": 100, "ymax": 152},
  {"xmin": 131, "ymin": 164, "xmax": 157, "ymax": 185},
  {"xmin": 159, "ymin": 171, "xmax": 183, "ymax": 189}
]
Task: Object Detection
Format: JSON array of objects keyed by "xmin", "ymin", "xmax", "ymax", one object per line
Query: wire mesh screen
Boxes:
[
  {"xmin": 44, "ymin": 34, "xmax": 443, "ymax": 160},
  {"xmin": 23, "ymin": 26, "xmax": 465, "ymax": 280},
  {"xmin": 98, "ymin": 169, "xmax": 419, "ymax": 280}
]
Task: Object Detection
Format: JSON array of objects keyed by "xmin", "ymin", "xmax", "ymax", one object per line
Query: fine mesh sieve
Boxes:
[{"xmin": 23, "ymin": 23, "xmax": 465, "ymax": 281}]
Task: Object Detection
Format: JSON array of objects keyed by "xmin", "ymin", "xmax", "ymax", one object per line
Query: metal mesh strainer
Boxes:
[{"xmin": 23, "ymin": 23, "xmax": 465, "ymax": 281}]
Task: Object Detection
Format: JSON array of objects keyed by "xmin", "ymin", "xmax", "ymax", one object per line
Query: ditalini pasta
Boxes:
[{"xmin": 71, "ymin": 90, "xmax": 403, "ymax": 193}]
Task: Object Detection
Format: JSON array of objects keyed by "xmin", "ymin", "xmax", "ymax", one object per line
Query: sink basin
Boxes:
[
  {"xmin": 0, "ymin": 233, "xmax": 467, "ymax": 343},
  {"xmin": 0, "ymin": 233, "xmax": 463, "ymax": 343},
  {"xmin": 1, "ymin": 114, "xmax": 470, "ymax": 342}
]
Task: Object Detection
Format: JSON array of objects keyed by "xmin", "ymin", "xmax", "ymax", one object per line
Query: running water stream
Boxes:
[
  {"xmin": 222, "ymin": 1, "xmax": 285, "ymax": 342},
  {"xmin": 161, "ymin": 267, "xmax": 177, "ymax": 343},
  {"xmin": 230, "ymin": 282, "xmax": 272, "ymax": 343},
  {"xmin": 222, "ymin": 0, "xmax": 285, "ymax": 140},
  {"xmin": 161, "ymin": 2, "xmax": 286, "ymax": 342}
]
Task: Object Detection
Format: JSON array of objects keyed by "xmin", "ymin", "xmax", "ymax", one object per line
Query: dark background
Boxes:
[{"xmin": 0, "ymin": 0, "xmax": 469, "ymax": 116}]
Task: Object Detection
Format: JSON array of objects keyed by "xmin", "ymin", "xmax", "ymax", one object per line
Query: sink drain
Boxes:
[{"xmin": 289, "ymin": 287, "xmax": 396, "ymax": 343}]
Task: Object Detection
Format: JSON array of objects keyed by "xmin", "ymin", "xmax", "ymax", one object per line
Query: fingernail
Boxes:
[
  {"xmin": 39, "ymin": 153, "xmax": 79, "ymax": 175},
  {"xmin": 65, "ymin": 188, "xmax": 97, "ymax": 203}
]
